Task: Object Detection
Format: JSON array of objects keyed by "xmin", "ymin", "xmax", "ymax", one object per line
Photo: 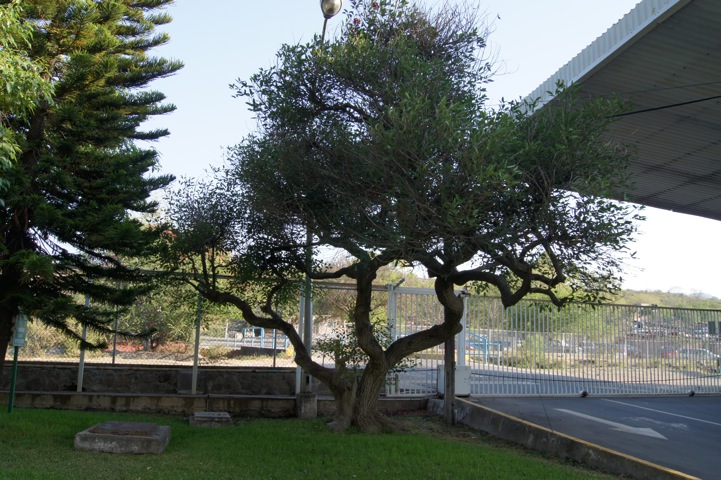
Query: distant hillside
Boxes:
[{"xmin": 612, "ymin": 289, "xmax": 721, "ymax": 309}]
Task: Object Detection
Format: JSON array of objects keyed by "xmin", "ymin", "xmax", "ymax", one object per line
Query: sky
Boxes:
[{"xmin": 143, "ymin": 0, "xmax": 721, "ymax": 298}]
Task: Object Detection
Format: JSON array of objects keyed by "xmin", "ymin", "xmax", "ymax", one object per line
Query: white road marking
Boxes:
[
  {"xmin": 603, "ymin": 399, "xmax": 721, "ymax": 427},
  {"xmin": 556, "ymin": 408, "xmax": 668, "ymax": 439},
  {"xmin": 630, "ymin": 416, "xmax": 689, "ymax": 432}
]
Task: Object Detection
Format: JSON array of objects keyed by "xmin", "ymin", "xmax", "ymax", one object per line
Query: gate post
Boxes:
[
  {"xmin": 191, "ymin": 292, "xmax": 203, "ymax": 394},
  {"xmin": 387, "ymin": 279, "xmax": 404, "ymax": 340},
  {"xmin": 77, "ymin": 287, "xmax": 91, "ymax": 393},
  {"xmin": 301, "ymin": 275, "xmax": 313, "ymax": 393},
  {"xmin": 457, "ymin": 289, "xmax": 470, "ymax": 367},
  {"xmin": 296, "ymin": 287, "xmax": 318, "ymax": 418}
]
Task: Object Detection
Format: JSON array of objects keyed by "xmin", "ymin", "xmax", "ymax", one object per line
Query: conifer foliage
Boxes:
[
  {"xmin": 0, "ymin": 0, "xmax": 182, "ymax": 373},
  {"xmin": 0, "ymin": 0, "xmax": 53, "ymax": 183}
]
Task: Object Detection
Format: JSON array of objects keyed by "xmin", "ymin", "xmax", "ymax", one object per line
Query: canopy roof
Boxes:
[{"xmin": 528, "ymin": 0, "xmax": 721, "ymax": 221}]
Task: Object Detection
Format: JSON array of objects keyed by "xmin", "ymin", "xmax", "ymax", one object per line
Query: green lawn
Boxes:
[{"xmin": 0, "ymin": 408, "xmax": 613, "ymax": 480}]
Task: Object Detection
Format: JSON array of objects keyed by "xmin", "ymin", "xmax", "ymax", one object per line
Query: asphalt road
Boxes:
[{"xmin": 471, "ymin": 395, "xmax": 721, "ymax": 479}]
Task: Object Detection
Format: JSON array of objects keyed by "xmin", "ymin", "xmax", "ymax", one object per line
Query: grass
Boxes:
[{"xmin": 0, "ymin": 408, "xmax": 615, "ymax": 480}]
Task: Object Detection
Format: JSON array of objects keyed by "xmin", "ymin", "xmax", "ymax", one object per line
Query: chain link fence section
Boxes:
[
  {"xmin": 6, "ymin": 295, "xmax": 297, "ymax": 368},
  {"xmin": 5, "ymin": 282, "xmax": 389, "ymax": 370}
]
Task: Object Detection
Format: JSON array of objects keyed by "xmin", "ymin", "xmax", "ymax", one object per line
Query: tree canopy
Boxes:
[
  {"xmin": 162, "ymin": 0, "xmax": 640, "ymax": 432},
  {"xmin": 0, "ymin": 0, "xmax": 182, "ymax": 374},
  {"xmin": 0, "ymin": 0, "xmax": 54, "ymax": 196}
]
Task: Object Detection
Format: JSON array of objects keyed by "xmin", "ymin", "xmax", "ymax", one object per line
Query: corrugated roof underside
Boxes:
[
  {"xmin": 527, "ymin": 0, "xmax": 691, "ymax": 103},
  {"xmin": 530, "ymin": 0, "xmax": 721, "ymax": 221}
]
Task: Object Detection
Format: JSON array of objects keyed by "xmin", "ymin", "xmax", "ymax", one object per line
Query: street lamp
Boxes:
[
  {"xmin": 298, "ymin": 0, "xmax": 344, "ymax": 399},
  {"xmin": 321, "ymin": 0, "xmax": 343, "ymax": 19},
  {"xmin": 320, "ymin": 0, "xmax": 343, "ymax": 44}
]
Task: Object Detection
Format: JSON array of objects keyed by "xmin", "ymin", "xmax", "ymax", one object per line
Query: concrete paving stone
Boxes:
[
  {"xmin": 74, "ymin": 421, "xmax": 170, "ymax": 454},
  {"xmin": 189, "ymin": 411, "xmax": 233, "ymax": 427}
]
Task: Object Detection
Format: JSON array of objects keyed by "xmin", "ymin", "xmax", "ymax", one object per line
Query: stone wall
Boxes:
[
  {"xmin": 0, "ymin": 362, "xmax": 297, "ymax": 396},
  {"xmin": 0, "ymin": 362, "xmax": 428, "ymax": 417},
  {"xmin": 0, "ymin": 390, "xmax": 428, "ymax": 417}
]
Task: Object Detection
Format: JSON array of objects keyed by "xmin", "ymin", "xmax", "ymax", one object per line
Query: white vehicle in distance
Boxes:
[{"xmin": 678, "ymin": 348, "xmax": 720, "ymax": 371}]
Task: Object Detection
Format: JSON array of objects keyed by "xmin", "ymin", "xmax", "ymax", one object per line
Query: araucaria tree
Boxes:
[
  {"xmin": 0, "ymin": 0, "xmax": 54, "ymax": 194},
  {"xmin": 0, "ymin": 0, "xmax": 182, "ymax": 375},
  {"xmin": 163, "ymin": 0, "xmax": 639, "ymax": 432}
]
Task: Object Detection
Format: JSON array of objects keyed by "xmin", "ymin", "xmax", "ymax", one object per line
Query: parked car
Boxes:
[
  {"xmin": 549, "ymin": 340, "xmax": 577, "ymax": 353},
  {"xmin": 614, "ymin": 344, "xmax": 644, "ymax": 358},
  {"xmin": 578, "ymin": 341, "xmax": 598, "ymax": 353},
  {"xmin": 660, "ymin": 346, "xmax": 679, "ymax": 358},
  {"xmin": 679, "ymin": 348, "xmax": 719, "ymax": 361},
  {"xmin": 678, "ymin": 348, "xmax": 720, "ymax": 372}
]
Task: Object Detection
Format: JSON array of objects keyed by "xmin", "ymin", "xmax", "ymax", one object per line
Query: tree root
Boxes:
[{"xmin": 354, "ymin": 412, "xmax": 403, "ymax": 434}]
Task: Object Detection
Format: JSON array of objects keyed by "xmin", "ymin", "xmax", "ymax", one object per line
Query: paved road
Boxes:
[
  {"xmin": 470, "ymin": 395, "xmax": 721, "ymax": 479},
  {"xmin": 397, "ymin": 366, "xmax": 717, "ymax": 397}
]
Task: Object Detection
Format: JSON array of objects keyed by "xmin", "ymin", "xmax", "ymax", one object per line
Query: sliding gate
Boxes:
[{"xmin": 386, "ymin": 286, "xmax": 721, "ymax": 397}]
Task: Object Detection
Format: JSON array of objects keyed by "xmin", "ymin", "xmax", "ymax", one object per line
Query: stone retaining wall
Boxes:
[
  {"xmin": 1, "ymin": 362, "xmax": 297, "ymax": 396},
  {"xmin": 0, "ymin": 390, "xmax": 429, "ymax": 418}
]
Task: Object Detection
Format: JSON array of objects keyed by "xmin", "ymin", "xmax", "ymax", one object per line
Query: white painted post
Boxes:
[
  {"xmin": 111, "ymin": 280, "xmax": 121, "ymax": 365},
  {"xmin": 77, "ymin": 288, "xmax": 91, "ymax": 392},
  {"xmin": 388, "ymin": 279, "xmax": 405, "ymax": 338},
  {"xmin": 300, "ymin": 228, "xmax": 314, "ymax": 394},
  {"xmin": 302, "ymin": 276, "xmax": 313, "ymax": 393},
  {"xmin": 295, "ymin": 290, "xmax": 305, "ymax": 394},
  {"xmin": 387, "ymin": 283, "xmax": 396, "ymax": 340},
  {"xmin": 457, "ymin": 290, "xmax": 469, "ymax": 367},
  {"xmin": 191, "ymin": 292, "xmax": 203, "ymax": 395}
]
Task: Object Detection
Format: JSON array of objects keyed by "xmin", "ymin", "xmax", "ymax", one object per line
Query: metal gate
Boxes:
[{"xmin": 386, "ymin": 286, "xmax": 721, "ymax": 397}]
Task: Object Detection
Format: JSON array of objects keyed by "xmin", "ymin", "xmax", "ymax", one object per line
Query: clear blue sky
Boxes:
[{"xmin": 144, "ymin": 1, "xmax": 721, "ymax": 298}]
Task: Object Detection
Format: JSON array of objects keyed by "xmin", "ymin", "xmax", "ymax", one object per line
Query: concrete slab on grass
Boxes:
[
  {"xmin": 74, "ymin": 421, "xmax": 170, "ymax": 454},
  {"xmin": 189, "ymin": 411, "xmax": 232, "ymax": 427}
]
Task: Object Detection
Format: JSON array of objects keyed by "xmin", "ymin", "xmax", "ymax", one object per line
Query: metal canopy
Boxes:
[{"xmin": 527, "ymin": 0, "xmax": 721, "ymax": 221}]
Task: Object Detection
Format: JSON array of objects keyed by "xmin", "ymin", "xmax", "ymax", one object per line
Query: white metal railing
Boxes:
[{"xmin": 385, "ymin": 287, "xmax": 721, "ymax": 397}]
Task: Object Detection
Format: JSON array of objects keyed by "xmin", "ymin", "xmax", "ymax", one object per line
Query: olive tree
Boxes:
[{"xmin": 162, "ymin": 0, "xmax": 639, "ymax": 432}]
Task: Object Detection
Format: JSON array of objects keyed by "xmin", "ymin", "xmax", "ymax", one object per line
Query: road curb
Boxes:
[{"xmin": 427, "ymin": 398, "xmax": 699, "ymax": 480}]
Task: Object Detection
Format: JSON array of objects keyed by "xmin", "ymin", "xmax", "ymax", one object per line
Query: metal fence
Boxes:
[
  {"xmin": 6, "ymin": 283, "xmax": 721, "ymax": 397},
  {"xmin": 7, "ymin": 294, "xmax": 298, "ymax": 369},
  {"xmin": 387, "ymin": 287, "xmax": 721, "ymax": 397}
]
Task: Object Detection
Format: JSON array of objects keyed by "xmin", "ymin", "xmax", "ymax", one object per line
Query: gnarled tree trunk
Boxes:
[
  {"xmin": 326, "ymin": 277, "xmax": 466, "ymax": 433},
  {"xmin": 326, "ymin": 373, "xmax": 359, "ymax": 432},
  {"xmin": 352, "ymin": 362, "xmax": 397, "ymax": 433}
]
